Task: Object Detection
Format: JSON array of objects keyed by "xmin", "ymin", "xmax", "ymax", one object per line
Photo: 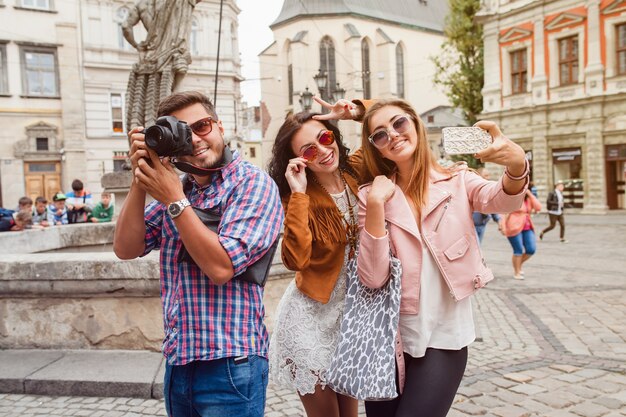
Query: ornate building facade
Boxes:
[
  {"xmin": 479, "ymin": 0, "xmax": 626, "ymax": 212},
  {"xmin": 259, "ymin": 0, "xmax": 451, "ymax": 166},
  {"xmin": 0, "ymin": 0, "xmax": 242, "ymax": 207}
]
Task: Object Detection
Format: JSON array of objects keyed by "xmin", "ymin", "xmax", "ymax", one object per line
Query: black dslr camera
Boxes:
[{"xmin": 144, "ymin": 116, "xmax": 194, "ymax": 157}]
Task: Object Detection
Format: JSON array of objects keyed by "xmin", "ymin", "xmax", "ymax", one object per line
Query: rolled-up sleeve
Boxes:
[
  {"xmin": 465, "ymin": 170, "xmax": 526, "ymax": 214},
  {"xmin": 218, "ymin": 171, "xmax": 283, "ymax": 277},
  {"xmin": 142, "ymin": 201, "xmax": 165, "ymax": 256},
  {"xmin": 356, "ymin": 187, "xmax": 391, "ymax": 288}
]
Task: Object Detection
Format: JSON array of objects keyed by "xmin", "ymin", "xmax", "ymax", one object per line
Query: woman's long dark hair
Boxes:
[{"xmin": 267, "ymin": 112, "xmax": 354, "ymax": 198}]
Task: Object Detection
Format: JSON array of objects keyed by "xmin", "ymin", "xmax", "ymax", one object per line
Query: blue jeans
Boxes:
[
  {"xmin": 164, "ymin": 356, "xmax": 268, "ymax": 417},
  {"xmin": 507, "ymin": 229, "xmax": 536, "ymax": 256},
  {"xmin": 475, "ymin": 224, "xmax": 486, "ymax": 243}
]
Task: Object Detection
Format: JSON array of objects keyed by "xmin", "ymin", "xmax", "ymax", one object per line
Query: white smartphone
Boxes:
[{"xmin": 441, "ymin": 127, "xmax": 493, "ymax": 155}]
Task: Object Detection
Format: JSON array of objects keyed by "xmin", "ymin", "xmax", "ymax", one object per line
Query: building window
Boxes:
[
  {"xmin": 617, "ymin": 24, "xmax": 626, "ymax": 75},
  {"xmin": 511, "ymin": 49, "xmax": 527, "ymax": 94},
  {"xmin": 36, "ymin": 137, "xmax": 49, "ymax": 151},
  {"xmin": 20, "ymin": 47, "xmax": 59, "ymax": 96},
  {"xmin": 396, "ymin": 44, "xmax": 404, "ymax": 98},
  {"xmin": 111, "ymin": 93, "xmax": 124, "ymax": 133},
  {"xmin": 361, "ymin": 39, "xmax": 371, "ymax": 99},
  {"xmin": 113, "ymin": 151, "xmax": 127, "ymax": 172},
  {"xmin": 427, "ymin": 115, "xmax": 434, "ymax": 123},
  {"xmin": 558, "ymin": 36, "xmax": 578, "ymax": 85},
  {"xmin": 190, "ymin": 18, "xmax": 199, "ymax": 55},
  {"xmin": 250, "ymin": 147, "xmax": 256, "ymax": 158},
  {"xmin": 0, "ymin": 44, "xmax": 7, "ymax": 94},
  {"xmin": 21, "ymin": 0, "xmax": 51, "ymax": 10},
  {"xmin": 287, "ymin": 64, "xmax": 293, "ymax": 105},
  {"xmin": 319, "ymin": 36, "xmax": 336, "ymax": 102}
]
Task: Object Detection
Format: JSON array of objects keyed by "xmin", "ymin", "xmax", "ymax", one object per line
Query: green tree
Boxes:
[{"xmin": 432, "ymin": 0, "xmax": 484, "ymax": 168}]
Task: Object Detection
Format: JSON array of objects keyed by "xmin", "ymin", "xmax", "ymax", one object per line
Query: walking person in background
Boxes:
[
  {"xmin": 540, "ymin": 181, "xmax": 567, "ymax": 243},
  {"xmin": 503, "ymin": 190, "xmax": 542, "ymax": 280},
  {"xmin": 472, "ymin": 167, "xmax": 504, "ymax": 244},
  {"xmin": 356, "ymin": 99, "xmax": 528, "ymax": 417},
  {"xmin": 267, "ymin": 97, "xmax": 368, "ymax": 417}
]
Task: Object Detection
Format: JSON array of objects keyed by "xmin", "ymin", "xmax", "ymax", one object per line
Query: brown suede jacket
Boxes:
[{"xmin": 280, "ymin": 99, "xmax": 373, "ymax": 303}]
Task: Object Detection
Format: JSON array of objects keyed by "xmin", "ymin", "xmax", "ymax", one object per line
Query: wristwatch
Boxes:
[{"xmin": 167, "ymin": 198, "xmax": 191, "ymax": 219}]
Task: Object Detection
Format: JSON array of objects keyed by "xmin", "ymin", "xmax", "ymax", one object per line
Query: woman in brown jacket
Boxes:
[{"xmin": 267, "ymin": 97, "xmax": 369, "ymax": 417}]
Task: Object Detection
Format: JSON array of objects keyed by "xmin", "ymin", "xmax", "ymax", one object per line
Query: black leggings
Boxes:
[{"xmin": 365, "ymin": 347, "xmax": 468, "ymax": 417}]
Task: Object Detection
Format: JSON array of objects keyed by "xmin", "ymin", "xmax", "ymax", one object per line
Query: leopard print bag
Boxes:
[{"xmin": 326, "ymin": 250, "xmax": 402, "ymax": 401}]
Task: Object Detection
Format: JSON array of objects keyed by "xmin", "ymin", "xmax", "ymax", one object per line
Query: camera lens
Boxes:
[{"xmin": 145, "ymin": 125, "xmax": 175, "ymax": 156}]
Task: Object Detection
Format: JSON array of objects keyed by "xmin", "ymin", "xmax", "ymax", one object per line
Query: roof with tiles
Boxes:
[{"xmin": 271, "ymin": 0, "xmax": 449, "ymax": 33}]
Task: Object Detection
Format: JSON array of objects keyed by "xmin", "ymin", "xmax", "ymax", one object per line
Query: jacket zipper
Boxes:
[
  {"xmin": 433, "ymin": 196, "xmax": 452, "ymax": 232},
  {"xmin": 422, "ymin": 233, "xmax": 458, "ymax": 300}
]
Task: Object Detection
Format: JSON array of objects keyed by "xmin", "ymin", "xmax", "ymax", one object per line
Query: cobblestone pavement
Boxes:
[{"xmin": 1, "ymin": 214, "xmax": 625, "ymax": 416}]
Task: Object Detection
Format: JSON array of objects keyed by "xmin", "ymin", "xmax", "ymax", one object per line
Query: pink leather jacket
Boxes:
[{"xmin": 357, "ymin": 166, "xmax": 526, "ymax": 391}]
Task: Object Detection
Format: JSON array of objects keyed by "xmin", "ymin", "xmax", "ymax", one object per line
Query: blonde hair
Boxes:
[{"xmin": 361, "ymin": 99, "xmax": 449, "ymax": 223}]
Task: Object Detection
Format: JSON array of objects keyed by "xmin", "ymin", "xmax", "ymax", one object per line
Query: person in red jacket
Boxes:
[{"xmin": 502, "ymin": 190, "xmax": 542, "ymax": 280}]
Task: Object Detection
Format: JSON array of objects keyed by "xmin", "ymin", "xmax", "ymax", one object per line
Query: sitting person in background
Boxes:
[
  {"xmin": 17, "ymin": 196, "xmax": 33, "ymax": 213},
  {"xmin": 66, "ymin": 179, "xmax": 94, "ymax": 223},
  {"xmin": 1, "ymin": 210, "xmax": 33, "ymax": 232},
  {"xmin": 32, "ymin": 196, "xmax": 49, "ymax": 227},
  {"xmin": 47, "ymin": 192, "xmax": 69, "ymax": 226},
  {"xmin": 90, "ymin": 192, "xmax": 114, "ymax": 223}
]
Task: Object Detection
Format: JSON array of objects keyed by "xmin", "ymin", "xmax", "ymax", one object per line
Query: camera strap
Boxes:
[{"xmin": 172, "ymin": 147, "xmax": 234, "ymax": 176}]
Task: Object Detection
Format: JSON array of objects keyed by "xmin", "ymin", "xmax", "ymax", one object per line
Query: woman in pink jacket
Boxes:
[
  {"xmin": 357, "ymin": 99, "xmax": 529, "ymax": 417},
  {"xmin": 502, "ymin": 190, "xmax": 542, "ymax": 280}
]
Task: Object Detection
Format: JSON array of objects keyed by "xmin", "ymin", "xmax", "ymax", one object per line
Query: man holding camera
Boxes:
[{"xmin": 114, "ymin": 91, "xmax": 283, "ymax": 417}]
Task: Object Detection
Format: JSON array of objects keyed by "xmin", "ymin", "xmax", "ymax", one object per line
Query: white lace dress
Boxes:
[{"xmin": 269, "ymin": 189, "xmax": 356, "ymax": 395}]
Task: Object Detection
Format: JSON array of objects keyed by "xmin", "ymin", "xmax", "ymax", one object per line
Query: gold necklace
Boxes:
[{"xmin": 312, "ymin": 171, "xmax": 359, "ymax": 259}]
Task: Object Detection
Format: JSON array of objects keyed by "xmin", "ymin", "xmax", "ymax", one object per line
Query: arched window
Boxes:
[
  {"xmin": 361, "ymin": 39, "xmax": 371, "ymax": 99},
  {"xmin": 319, "ymin": 36, "xmax": 336, "ymax": 102},
  {"xmin": 396, "ymin": 43, "xmax": 405, "ymax": 98},
  {"xmin": 116, "ymin": 7, "xmax": 131, "ymax": 50},
  {"xmin": 190, "ymin": 18, "xmax": 199, "ymax": 55}
]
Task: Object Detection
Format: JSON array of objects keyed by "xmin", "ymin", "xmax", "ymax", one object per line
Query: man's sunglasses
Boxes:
[
  {"xmin": 301, "ymin": 130, "xmax": 335, "ymax": 161},
  {"xmin": 368, "ymin": 115, "xmax": 412, "ymax": 149},
  {"xmin": 187, "ymin": 116, "xmax": 217, "ymax": 136}
]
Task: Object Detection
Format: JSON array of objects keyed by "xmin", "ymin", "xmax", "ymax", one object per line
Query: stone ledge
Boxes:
[
  {"xmin": 0, "ymin": 350, "xmax": 164, "ymax": 399},
  {"xmin": 0, "ymin": 223, "xmax": 116, "ymax": 254}
]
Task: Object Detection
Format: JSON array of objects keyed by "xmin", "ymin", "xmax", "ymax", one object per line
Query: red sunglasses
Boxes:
[
  {"xmin": 187, "ymin": 116, "xmax": 216, "ymax": 136},
  {"xmin": 301, "ymin": 130, "xmax": 335, "ymax": 161}
]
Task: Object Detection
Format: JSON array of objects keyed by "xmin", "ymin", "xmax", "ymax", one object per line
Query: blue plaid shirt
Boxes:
[{"xmin": 142, "ymin": 150, "xmax": 283, "ymax": 365}]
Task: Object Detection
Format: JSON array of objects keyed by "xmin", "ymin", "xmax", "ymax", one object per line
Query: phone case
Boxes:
[{"xmin": 441, "ymin": 127, "xmax": 493, "ymax": 155}]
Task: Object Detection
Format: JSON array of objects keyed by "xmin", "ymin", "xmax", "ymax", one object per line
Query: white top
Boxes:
[{"xmin": 398, "ymin": 244, "xmax": 475, "ymax": 358}]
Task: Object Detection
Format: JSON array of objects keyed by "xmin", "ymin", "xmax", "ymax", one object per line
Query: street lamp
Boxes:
[
  {"xmin": 332, "ymin": 83, "xmax": 346, "ymax": 101},
  {"xmin": 313, "ymin": 69, "xmax": 328, "ymax": 94},
  {"xmin": 299, "ymin": 87, "xmax": 313, "ymax": 111}
]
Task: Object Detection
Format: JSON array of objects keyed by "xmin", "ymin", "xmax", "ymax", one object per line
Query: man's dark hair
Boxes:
[
  {"xmin": 18, "ymin": 196, "xmax": 33, "ymax": 207},
  {"xmin": 157, "ymin": 91, "xmax": 218, "ymax": 120},
  {"xmin": 35, "ymin": 196, "xmax": 47, "ymax": 204},
  {"xmin": 71, "ymin": 179, "xmax": 84, "ymax": 192}
]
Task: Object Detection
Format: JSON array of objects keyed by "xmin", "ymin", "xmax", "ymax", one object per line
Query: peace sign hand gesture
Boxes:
[{"xmin": 312, "ymin": 97, "xmax": 362, "ymax": 121}]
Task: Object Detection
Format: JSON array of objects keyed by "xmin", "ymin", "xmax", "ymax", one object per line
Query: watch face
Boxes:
[{"xmin": 168, "ymin": 203, "xmax": 181, "ymax": 217}]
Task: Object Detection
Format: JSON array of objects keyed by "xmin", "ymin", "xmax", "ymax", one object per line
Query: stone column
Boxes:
[
  {"xmin": 481, "ymin": 24, "xmax": 502, "ymax": 113},
  {"xmin": 531, "ymin": 109, "xmax": 550, "ymax": 202},
  {"xmin": 532, "ymin": 16, "xmax": 548, "ymax": 106},
  {"xmin": 585, "ymin": 0, "xmax": 604, "ymax": 96},
  {"xmin": 582, "ymin": 116, "xmax": 608, "ymax": 213},
  {"xmin": 56, "ymin": 22, "xmax": 87, "ymax": 192}
]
